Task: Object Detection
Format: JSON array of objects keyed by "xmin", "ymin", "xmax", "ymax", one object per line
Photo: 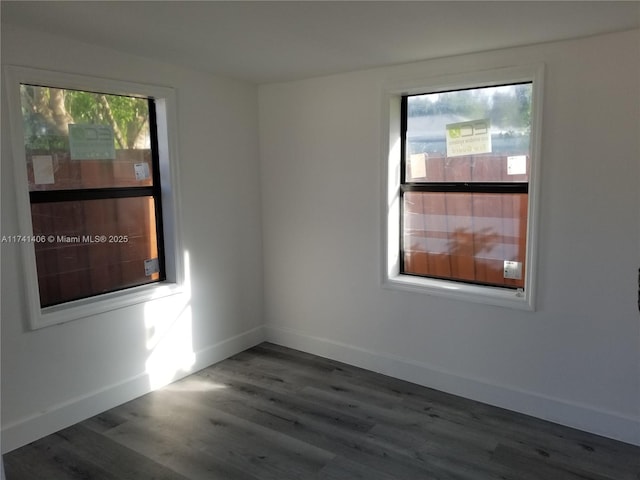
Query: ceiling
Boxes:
[{"xmin": 2, "ymin": 1, "xmax": 639, "ymax": 84}]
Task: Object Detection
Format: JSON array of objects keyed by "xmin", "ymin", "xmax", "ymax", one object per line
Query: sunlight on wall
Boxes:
[
  {"xmin": 144, "ymin": 251, "xmax": 196, "ymax": 390},
  {"xmin": 387, "ymin": 137, "xmax": 401, "ymax": 276}
]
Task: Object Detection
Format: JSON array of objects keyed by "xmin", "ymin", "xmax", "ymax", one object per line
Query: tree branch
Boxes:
[{"xmin": 97, "ymin": 94, "xmax": 126, "ymax": 149}]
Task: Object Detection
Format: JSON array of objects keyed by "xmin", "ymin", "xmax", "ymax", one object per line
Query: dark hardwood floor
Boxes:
[{"xmin": 4, "ymin": 342, "xmax": 640, "ymax": 479}]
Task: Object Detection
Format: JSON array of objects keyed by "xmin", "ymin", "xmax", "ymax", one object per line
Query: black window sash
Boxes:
[
  {"xmin": 148, "ymin": 98, "xmax": 166, "ymax": 283},
  {"xmin": 399, "ymin": 94, "xmax": 528, "ymax": 277},
  {"xmin": 28, "ymin": 98, "xmax": 166, "ymax": 283}
]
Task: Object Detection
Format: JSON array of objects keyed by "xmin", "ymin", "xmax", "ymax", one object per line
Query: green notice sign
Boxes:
[
  {"xmin": 445, "ymin": 119, "xmax": 491, "ymax": 157},
  {"xmin": 69, "ymin": 124, "xmax": 116, "ymax": 160}
]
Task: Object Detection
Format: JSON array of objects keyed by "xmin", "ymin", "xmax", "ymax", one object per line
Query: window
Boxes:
[
  {"xmin": 5, "ymin": 67, "xmax": 184, "ymax": 328},
  {"xmin": 383, "ymin": 66, "xmax": 543, "ymax": 309},
  {"xmin": 23, "ymin": 86, "xmax": 164, "ymax": 307}
]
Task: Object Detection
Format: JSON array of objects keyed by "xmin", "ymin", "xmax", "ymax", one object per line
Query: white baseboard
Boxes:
[
  {"xmin": 5, "ymin": 323, "xmax": 637, "ymax": 453},
  {"xmin": 1, "ymin": 325, "xmax": 266, "ymax": 454},
  {"xmin": 265, "ymin": 324, "xmax": 640, "ymax": 447}
]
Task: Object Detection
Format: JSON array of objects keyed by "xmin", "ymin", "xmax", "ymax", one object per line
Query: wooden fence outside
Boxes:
[
  {"xmin": 28, "ymin": 150, "xmax": 158, "ymax": 307},
  {"xmin": 403, "ymin": 153, "xmax": 528, "ymax": 289}
]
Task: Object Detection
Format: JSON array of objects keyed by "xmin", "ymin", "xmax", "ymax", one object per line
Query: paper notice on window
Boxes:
[
  {"xmin": 134, "ymin": 162, "xmax": 150, "ymax": 181},
  {"xmin": 445, "ymin": 119, "xmax": 492, "ymax": 157},
  {"xmin": 69, "ymin": 124, "xmax": 116, "ymax": 160},
  {"xmin": 409, "ymin": 153, "xmax": 427, "ymax": 179},
  {"xmin": 144, "ymin": 258, "xmax": 160, "ymax": 276},
  {"xmin": 507, "ymin": 155, "xmax": 527, "ymax": 175},
  {"xmin": 503, "ymin": 260, "xmax": 522, "ymax": 279},
  {"xmin": 32, "ymin": 155, "xmax": 55, "ymax": 184}
]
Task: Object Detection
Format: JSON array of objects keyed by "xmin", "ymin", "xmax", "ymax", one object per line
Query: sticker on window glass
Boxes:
[
  {"xmin": 409, "ymin": 153, "xmax": 427, "ymax": 179},
  {"xmin": 144, "ymin": 258, "xmax": 160, "ymax": 276},
  {"xmin": 503, "ymin": 261, "xmax": 522, "ymax": 279},
  {"xmin": 445, "ymin": 119, "xmax": 492, "ymax": 157},
  {"xmin": 134, "ymin": 162, "xmax": 150, "ymax": 181},
  {"xmin": 507, "ymin": 155, "xmax": 527, "ymax": 175},
  {"xmin": 32, "ymin": 155, "xmax": 55, "ymax": 184},
  {"xmin": 69, "ymin": 124, "xmax": 116, "ymax": 160}
]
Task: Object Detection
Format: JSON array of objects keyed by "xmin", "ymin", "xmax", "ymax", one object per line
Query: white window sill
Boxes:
[
  {"xmin": 5, "ymin": 66, "xmax": 185, "ymax": 331},
  {"xmin": 33, "ymin": 281, "xmax": 185, "ymax": 329},
  {"xmin": 381, "ymin": 64, "xmax": 544, "ymax": 313},
  {"xmin": 384, "ymin": 273, "xmax": 534, "ymax": 311}
]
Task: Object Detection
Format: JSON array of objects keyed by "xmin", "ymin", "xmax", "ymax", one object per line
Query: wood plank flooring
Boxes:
[{"xmin": 4, "ymin": 342, "xmax": 640, "ymax": 479}]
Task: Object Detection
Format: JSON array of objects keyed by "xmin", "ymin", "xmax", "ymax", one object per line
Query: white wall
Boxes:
[
  {"xmin": 259, "ymin": 30, "xmax": 640, "ymax": 445},
  {"xmin": 1, "ymin": 25, "xmax": 264, "ymax": 452},
  {"xmin": 2, "ymin": 23, "xmax": 638, "ymax": 454}
]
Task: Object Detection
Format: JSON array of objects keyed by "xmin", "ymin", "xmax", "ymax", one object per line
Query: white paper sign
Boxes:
[
  {"xmin": 503, "ymin": 260, "xmax": 523, "ymax": 279},
  {"xmin": 32, "ymin": 155, "xmax": 55, "ymax": 184},
  {"xmin": 409, "ymin": 153, "xmax": 427, "ymax": 179},
  {"xmin": 507, "ymin": 155, "xmax": 527, "ymax": 175},
  {"xmin": 134, "ymin": 162, "xmax": 150, "ymax": 181},
  {"xmin": 446, "ymin": 119, "xmax": 492, "ymax": 157},
  {"xmin": 69, "ymin": 124, "xmax": 116, "ymax": 160},
  {"xmin": 144, "ymin": 258, "xmax": 160, "ymax": 276}
]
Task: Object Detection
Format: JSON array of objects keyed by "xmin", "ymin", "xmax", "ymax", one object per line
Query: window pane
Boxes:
[
  {"xmin": 406, "ymin": 83, "xmax": 532, "ymax": 183},
  {"xmin": 31, "ymin": 197, "xmax": 160, "ymax": 307},
  {"xmin": 21, "ymin": 85, "xmax": 152, "ymax": 190},
  {"xmin": 402, "ymin": 191, "xmax": 527, "ymax": 288}
]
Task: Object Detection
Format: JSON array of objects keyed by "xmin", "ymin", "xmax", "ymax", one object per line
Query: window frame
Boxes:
[
  {"xmin": 381, "ymin": 64, "xmax": 544, "ymax": 310},
  {"xmin": 4, "ymin": 66, "xmax": 185, "ymax": 329}
]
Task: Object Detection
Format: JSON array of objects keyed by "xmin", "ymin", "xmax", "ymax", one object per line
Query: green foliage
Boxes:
[
  {"xmin": 67, "ymin": 92, "xmax": 149, "ymax": 148},
  {"xmin": 408, "ymin": 90, "xmax": 489, "ymax": 118},
  {"xmin": 66, "ymin": 91, "xmax": 101, "ymax": 123},
  {"xmin": 20, "ymin": 85, "xmax": 68, "ymax": 152},
  {"xmin": 514, "ymin": 84, "xmax": 531, "ymax": 129},
  {"xmin": 20, "ymin": 85, "xmax": 149, "ymax": 153},
  {"xmin": 408, "ymin": 83, "xmax": 532, "ymax": 131}
]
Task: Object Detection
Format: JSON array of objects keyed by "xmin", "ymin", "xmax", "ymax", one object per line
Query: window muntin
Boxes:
[
  {"xmin": 19, "ymin": 84, "xmax": 165, "ymax": 307},
  {"xmin": 401, "ymin": 83, "xmax": 532, "ymax": 290}
]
